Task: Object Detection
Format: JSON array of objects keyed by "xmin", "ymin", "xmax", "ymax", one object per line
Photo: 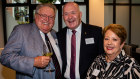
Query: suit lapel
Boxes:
[
  {"xmin": 31, "ymin": 23, "xmax": 44, "ymax": 56},
  {"xmin": 59, "ymin": 28, "xmax": 67, "ymax": 76}
]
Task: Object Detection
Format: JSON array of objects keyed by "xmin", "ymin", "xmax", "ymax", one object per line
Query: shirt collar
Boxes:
[
  {"xmin": 68, "ymin": 23, "xmax": 82, "ymax": 34},
  {"xmin": 102, "ymin": 50, "xmax": 127, "ymax": 64},
  {"xmin": 112, "ymin": 50, "xmax": 127, "ymax": 64}
]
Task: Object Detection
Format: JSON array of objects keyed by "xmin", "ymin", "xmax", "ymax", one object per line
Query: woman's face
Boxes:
[{"xmin": 104, "ymin": 30, "xmax": 124, "ymax": 56}]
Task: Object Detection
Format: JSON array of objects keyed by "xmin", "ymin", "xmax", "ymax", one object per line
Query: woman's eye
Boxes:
[
  {"xmin": 104, "ymin": 38, "xmax": 109, "ymax": 40},
  {"xmin": 113, "ymin": 39, "xmax": 117, "ymax": 41}
]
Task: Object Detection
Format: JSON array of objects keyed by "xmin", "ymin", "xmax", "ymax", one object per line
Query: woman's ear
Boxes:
[{"xmin": 120, "ymin": 41, "xmax": 125, "ymax": 49}]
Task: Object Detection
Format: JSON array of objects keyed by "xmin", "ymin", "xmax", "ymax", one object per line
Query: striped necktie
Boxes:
[{"xmin": 44, "ymin": 33, "xmax": 62, "ymax": 79}]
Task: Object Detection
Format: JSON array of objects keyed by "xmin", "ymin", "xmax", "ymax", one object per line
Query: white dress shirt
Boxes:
[
  {"xmin": 64, "ymin": 23, "xmax": 82, "ymax": 79},
  {"xmin": 40, "ymin": 31, "xmax": 62, "ymax": 71}
]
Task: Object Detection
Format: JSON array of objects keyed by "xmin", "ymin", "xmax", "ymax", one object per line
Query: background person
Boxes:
[
  {"xmin": 57, "ymin": 2, "xmax": 104, "ymax": 79},
  {"xmin": 0, "ymin": 3, "xmax": 62, "ymax": 79},
  {"xmin": 86, "ymin": 24, "xmax": 140, "ymax": 79}
]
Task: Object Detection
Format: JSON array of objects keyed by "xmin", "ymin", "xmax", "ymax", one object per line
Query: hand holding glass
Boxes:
[{"xmin": 43, "ymin": 41, "xmax": 55, "ymax": 72}]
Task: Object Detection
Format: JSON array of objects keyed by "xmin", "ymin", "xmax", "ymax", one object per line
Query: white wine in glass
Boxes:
[
  {"xmin": 43, "ymin": 52, "xmax": 53, "ymax": 57},
  {"xmin": 43, "ymin": 40, "xmax": 55, "ymax": 71},
  {"xmin": 43, "ymin": 43, "xmax": 55, "ymax": 79}
]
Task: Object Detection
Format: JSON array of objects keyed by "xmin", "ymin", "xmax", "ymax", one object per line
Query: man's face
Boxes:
[
  {"xmin": 35, "ymin": 6, "xmax": 55, "ymax": 33},
  {"xmin": 63, "ymin": 3, "xmax": 82, "ymax": 30}
]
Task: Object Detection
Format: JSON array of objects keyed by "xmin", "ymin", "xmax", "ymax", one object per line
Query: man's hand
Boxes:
[{"xmin": 34, "ymin": 56, "xmax": 50, "ymax": 68}]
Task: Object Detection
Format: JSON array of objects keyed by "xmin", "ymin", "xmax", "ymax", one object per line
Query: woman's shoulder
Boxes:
[
  {"xmin": 93, "ymin": 54, "xmax": 106, "ymax": 63},
  {"xmin": 124, "ymin": 55, "xmax": 140, "ymax": 68}
]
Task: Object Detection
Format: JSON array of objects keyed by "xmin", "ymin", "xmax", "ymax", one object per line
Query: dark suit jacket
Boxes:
[{"xmin": 57, "ymin": 22, "xmax": 104, "ymax": 79}]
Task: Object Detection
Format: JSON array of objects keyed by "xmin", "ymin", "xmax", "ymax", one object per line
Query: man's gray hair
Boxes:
[{"xmin": 35, "ymin": 3, "xmax": 57, "ymax": 15}]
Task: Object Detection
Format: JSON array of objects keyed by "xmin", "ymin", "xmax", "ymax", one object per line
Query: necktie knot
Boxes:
[
  {"xmin": 72, "ymin": 30, "xmax": 76, "ymax": 34},
  {"xmin": 44, "ymin": 33, "xmax": 49, "ymax": 41}
]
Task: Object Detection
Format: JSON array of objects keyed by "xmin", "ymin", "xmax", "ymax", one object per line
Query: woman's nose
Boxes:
[{"xmin": 107, "ymin": 40, "xmax": 112, "ymax": 45}]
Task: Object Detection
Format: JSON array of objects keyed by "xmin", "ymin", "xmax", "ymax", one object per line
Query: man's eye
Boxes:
[
  {"xmin": 71, "ymin": 12, "xmax": 76, "ymax": 14},
  {"xmin": 49, "ymin": 16, "xmax": 54, "ymax": 19},
  {"xmin": 41, "ymin": 14, "xmax": 46, "ymax": 17},
  {"xmin": 64, "ymin": 13, "xmax": 68, "ymax": 16}
]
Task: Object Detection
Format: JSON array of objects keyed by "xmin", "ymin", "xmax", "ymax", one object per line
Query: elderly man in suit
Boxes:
[
  {"xmin": 0, "ymin": 3, "xmax": 62, "ymax": 79},
  {"xmin": 57, "ymin": 2, "xmax": 104, "ymax": 79}
]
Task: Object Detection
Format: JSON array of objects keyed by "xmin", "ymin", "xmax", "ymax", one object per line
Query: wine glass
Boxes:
[{"xmin": 42, "ymin": 42, "xmax": 55, "ymax": 78}]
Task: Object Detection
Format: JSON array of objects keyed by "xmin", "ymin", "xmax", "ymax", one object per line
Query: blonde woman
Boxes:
[{"xmin": 86, "ymin": 24, "xmax": 140, "ymax": 79}]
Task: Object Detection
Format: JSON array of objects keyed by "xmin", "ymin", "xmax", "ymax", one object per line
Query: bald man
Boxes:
[{"xmin": 57, "ymin": 2, "xmax": 104, "ymax": 79}]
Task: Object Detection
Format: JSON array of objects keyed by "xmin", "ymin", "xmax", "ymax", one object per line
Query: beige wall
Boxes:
[
  {"xmin": 0, "ymin": 0, "xmax": 4, "ymax": 48},
  {"xmin": 89, "ymin": 0, "xmax": 104, "ymax": 28}
]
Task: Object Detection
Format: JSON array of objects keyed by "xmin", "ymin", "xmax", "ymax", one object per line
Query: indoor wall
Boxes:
[{"xmin": 0, "ymin": 1, "xmax": 17, "ymax": 79}]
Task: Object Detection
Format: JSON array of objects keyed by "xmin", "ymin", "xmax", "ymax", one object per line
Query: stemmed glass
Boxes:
[{"xmin": 42, "ymin": 41, "xmax": 55, "ymax": 78}]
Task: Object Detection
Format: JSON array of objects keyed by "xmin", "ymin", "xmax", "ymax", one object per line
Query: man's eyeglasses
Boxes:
[{"xmin": 37, "ymin": 13, "xmax": 55, "ymax": 20}]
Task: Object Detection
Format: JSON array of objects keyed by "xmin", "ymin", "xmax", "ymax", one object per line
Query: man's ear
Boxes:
[
  {"xmin": 34, "ymin": 14, "xmax": 37, "ymax": 19},
  {"xmin": 80, "ymin": 11, "xmax": 82, "ymax": 18}
]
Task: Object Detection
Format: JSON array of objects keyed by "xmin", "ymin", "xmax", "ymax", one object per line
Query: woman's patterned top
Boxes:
[{"xmin": 86, "ymin": 50, "xmax": 140, "ymax": 79}]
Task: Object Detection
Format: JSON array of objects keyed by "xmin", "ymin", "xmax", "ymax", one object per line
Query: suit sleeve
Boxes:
[
  {"xmin": 97, "ymin": 27, "xmax": 104, "ymax": 54},
  {"xmin": 0, "ymin": 25, "xmax": 35, "ymax": 76}
]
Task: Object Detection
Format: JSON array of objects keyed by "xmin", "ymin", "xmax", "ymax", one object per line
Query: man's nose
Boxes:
[{"xmin": 68, "ymin": 14, "xmax": 73, "ymax": 19}]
